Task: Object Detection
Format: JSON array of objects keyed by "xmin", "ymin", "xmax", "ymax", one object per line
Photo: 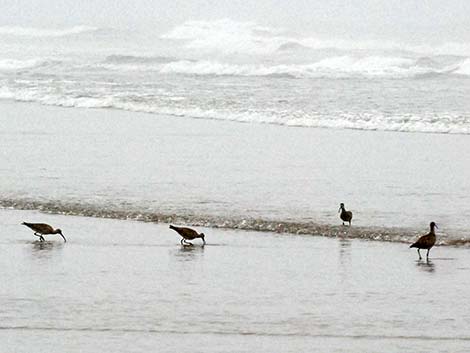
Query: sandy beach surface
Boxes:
[{"xmin": 1, "ymin": 208, "xmax": 470, "ymax": 352}]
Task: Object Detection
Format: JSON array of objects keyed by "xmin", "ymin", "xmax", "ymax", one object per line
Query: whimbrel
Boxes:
[
  {"xmin": 410, "ymin": 222, "xmax": 437, "ymax": 260},
  {"xmin": 169, "ymin": 225, "xmax": 205, "ymax": 246},
  {"xmin": 338, "ymin": 203, "xmax": 353, "ymax": 226},
  {"xmin": 22, "ymin": 222, "xmax": 67, "ymax": 242}
]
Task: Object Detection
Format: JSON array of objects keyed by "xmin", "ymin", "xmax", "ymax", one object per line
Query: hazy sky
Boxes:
[{"xmin": 1, "ymin": 0, "xmax": 469, "ymax": 41}]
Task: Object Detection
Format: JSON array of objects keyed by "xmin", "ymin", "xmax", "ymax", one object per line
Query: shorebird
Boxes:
[
  {"xmin": 22, "ymin": 222, "xmax": 67, "ymax": 242},
  {"xmin": 338, "ymin": 203, "xmax": 353, "ymax": 226},
  {"xmin": 410, "ymin": 222, "xmax": 437, "ymax": 260},
  {"xmin": 169, "ymin": 225, "xmax": 205, "ymax": 246}
]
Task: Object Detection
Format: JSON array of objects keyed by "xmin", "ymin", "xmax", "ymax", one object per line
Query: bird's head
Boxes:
[
  {"xmin": 199, "ymin": 232, "xmax": 206, "ymax": 245},
  {"xmin": 430, "ymin": 222, "xmax": 438, "ymax": 231},
  {"xmin": 55, "ymin": 229, "xmax": 67, "ymax": 242},
  {"xmin": 338, "ymin": 203, "xmax": 345, "ymax": 212}
]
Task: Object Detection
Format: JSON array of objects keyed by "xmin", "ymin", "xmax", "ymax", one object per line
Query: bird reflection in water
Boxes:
[
  {"xmin": 338, "ymin": 238, "xmax": 352, "ymax": 283},
  {"xmin": 173, "ymin": 243, "xmax": 205, "ymax": 260},
  {"xmin": 338, "ymin": 238, "xmax": 352, "ymax": 262},
  {"xmin": 416, "ymin": 259, "xmax": 435, "ymax": 273},
  {"xmin": 31, "ymin": 240, "xmax": 64, "ymax": 257}
]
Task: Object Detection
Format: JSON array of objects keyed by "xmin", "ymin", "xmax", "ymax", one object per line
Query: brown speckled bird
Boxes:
[
  {"xmin": 338, "ymin": 203, "xmax": 353, "ymax": 226},
  {"xmin": 410, "ymin": 222, "xmax": 437, "ymax": 260},
  {"xmin": 169, "ymin": 225, "xmax": 205, "ymax": 246},
  {"xmin": 22, "ymin": 222, "xmax": 67, "ymax": 242}
]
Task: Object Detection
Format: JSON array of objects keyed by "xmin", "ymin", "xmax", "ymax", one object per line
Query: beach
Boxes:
[
  {"xmin": 1, "ymin": 208, "xmax": 469, "ymax": 353},
  {"xmin": 1, "ymin": 16, "xmax": 470, "ymax": 351},
  {"xmin": 1, "ymin": 101, "xmax": 470, "ymax": 241},
  {"xmin": 2, "ymin": 100, "xmax": 470, "ymax": 351}
]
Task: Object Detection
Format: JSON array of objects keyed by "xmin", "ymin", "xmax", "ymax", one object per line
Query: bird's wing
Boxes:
[{"xmin": 23, "ymin": 223, "xmax": 53, "ymax": 233}]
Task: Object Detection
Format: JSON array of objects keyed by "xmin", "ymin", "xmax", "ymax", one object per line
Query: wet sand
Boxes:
[{"xmin": 1, "ymin": 208, "xmax": 470, "ymax": 352}]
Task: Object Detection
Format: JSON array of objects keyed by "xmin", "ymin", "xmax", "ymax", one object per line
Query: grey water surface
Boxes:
[{"xmin": 1, "ymin": 209, "xmax": 470, "ymax": 352}]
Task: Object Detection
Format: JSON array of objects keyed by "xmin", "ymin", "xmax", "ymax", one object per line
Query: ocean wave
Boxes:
[
  {"xmin": 0, "ymin": 25, "xmax": 100, "ymax": 38},
  {"xmin": 103, "ymin": 55, "xmax": 178, "ymax": 64},
  {"xmin": 0, "ymin": 58, "xmax": 44, "ymax": 71},
  {"xmin": 1, "ymin": 47, "xmax": 467, "ymax": 78},
  {"xmin": 1, "ymin": 87, "xmax": 469, "ymax": 134},
  {"xmin": 277, "ymin": 41, "xmax": 311, "ymax": 51},
  {"xmin": 0, "ymin": 58, "xmax": 65, "ymax": 72},
  {"xmin": 0, "ymin": 198, "xmax": 467, "ymax": 246},
  {"xmin": 161, "ymin": 19, "xmax": 470, "ymax": 56},
  {"xmin": 91, "ymin": 56, "xmax": 469, "ymax": 78},
  {"xmin": 0, "ymin": 87, "xmax": 115, "ymax": 108},
  {"xmin": 161, "ymin": 19, "xmax": 303, "ymax": 55},
  {"xmin": 454, "ymin": 58, "xmax": 470, "ymax": 75}
]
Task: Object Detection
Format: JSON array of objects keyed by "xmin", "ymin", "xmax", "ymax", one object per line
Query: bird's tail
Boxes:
[
  {"xmin": 21, "ymin": 222, "xmax": 27, "ymax": 226},
  {"xmin": 169, "ymin": 224, "xmax": 176, "ymax": 230},
  {"xmin": 409, "ymin": 243, "xmax": 417, "ymax": 248}
]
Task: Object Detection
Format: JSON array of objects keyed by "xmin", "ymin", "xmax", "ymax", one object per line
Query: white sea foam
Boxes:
[
  {"xmin": 161, "ymin": 19, "xmax": 284, "ymax": 41},
  {"xmin": 454, "ymin": 58, "xmax": 470, "ymax": 75},
  {"xmin": 161, "ymin": 19, "xmax": 470, "ymax": 56},
  {"xmin": 162, "ymin": 19, "xmax": 303, "ymax": 55},
  {"xmin": 1, "ymin": 85, "xmax": 468, "ymax": 135},
  {"xmin": 95, "ymin": 56, "xmax": 468, "ymax": 78},
  {"xmin": 0, "ymin": 25, "xmax": 99, "ymax": 37},
  {"xmin": 1, "ymin": 53, "xmax": 466, "ymax": 78},
  {"xmin": 0, "ymin": 58, "xmax": 43, "ymax": 70}
]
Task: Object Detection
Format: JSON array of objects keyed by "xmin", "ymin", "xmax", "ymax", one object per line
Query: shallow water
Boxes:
[
  {"xmin": 1, "ymin": 209, "xmax": 470, "ymax": 352},
  {"xmin": 1, "ymin": 101, "xmax": 470, "ymax": 242}
]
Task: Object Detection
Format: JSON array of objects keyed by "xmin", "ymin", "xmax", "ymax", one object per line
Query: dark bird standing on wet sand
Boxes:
[
  {"xmin": 169, "ymin": 225, "xmax": 205, "ymax": 246},
  {"xmin": 338, "ymin": 203, "xmax": 353, "ymax": 226},
  {"xmin": 22, "ymin": 222, "xmax": 67, "ymax": 242},
  {"xmin": 410, "ymin": 222, "xmax": 437, "ymax": 260}
]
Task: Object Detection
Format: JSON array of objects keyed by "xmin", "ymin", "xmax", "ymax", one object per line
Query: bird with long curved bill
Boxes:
[
  {"xmin": 22, "ymin": 222, "xmax": 67, "ymax": 242},
  {"xmin": 169, "ymin": 225, "xmax": 205, "ymax": 246},
  {"xmin": 410, "ymin": 222, "xmax": 437, "ymax": 260}
]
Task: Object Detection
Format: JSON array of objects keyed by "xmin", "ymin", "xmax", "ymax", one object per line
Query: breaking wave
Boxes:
[
  {"xmin": 2, "ymin": 198, "xmax": 467, "ymax": 246},
  {"xmin": 94, "ymin": 55, "xmax": 468, "ymax": 78},
  {"xmin": 1, "ymin": 85, "xmax": 469, "ymax": 134},
  {"xmin": 1, "ymin": 54, "xmax": 468, "ymax": 78},
  {"xmin": 161, "ymin": 19, "xmax": 470, "ymax": 57}
]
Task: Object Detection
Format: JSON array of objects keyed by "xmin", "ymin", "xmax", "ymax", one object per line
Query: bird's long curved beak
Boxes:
[
  {"xmin": 202, "ymin": 238, "xmax": 206, "ymax": 245},
  {"xmin": 60, "ymin": 233, "xmax": 67, "ymax": 242},
  {"xmin": 435, "ymin": 224, "xmax": 438, "ymax": 229},
  {"xmin": 338, "ymin": 207, "xmax": 341, "ymax": 213}
]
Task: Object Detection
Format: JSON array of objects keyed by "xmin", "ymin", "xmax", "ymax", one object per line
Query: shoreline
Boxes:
[
  {"xmin": 2, "ymin": 207, "xmax": 470, "ymax": 353},
  {"xmin": 1, "ymin": 200, "xmax": 467, "ymax": 247},
  {"xmin": 2, "ymin": 100, "xmax": 470, "ymax": 241},
  {"xmin": 2, "ymin": 97, "xmax": 470, "ymax": 137}
]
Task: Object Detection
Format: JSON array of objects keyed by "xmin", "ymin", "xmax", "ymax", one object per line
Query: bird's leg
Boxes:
[
  {"xmin": 417, "ymin": 249, "xmax": 422, "ymax": 260},
  {"xmin": 183, "ymin": 239, "xmax": 193, "ymax": 246},
  {"xmin": 180, "ymin": 238, "xmax": 184, "ymax": 245},
  {"xmin": 34, "ymin": 233, "xmax": 45, "ymax": 242},
  {"xmin": 426, "ymin": 249, "xmax": 430, "ymax": 259},
  {"xmin": 349, "ymin": 221, "xmax": 351, "ymax": 226},
  {"xmin": 342, "ymin": 222, "xmax": 345, "ymax": 226}
]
